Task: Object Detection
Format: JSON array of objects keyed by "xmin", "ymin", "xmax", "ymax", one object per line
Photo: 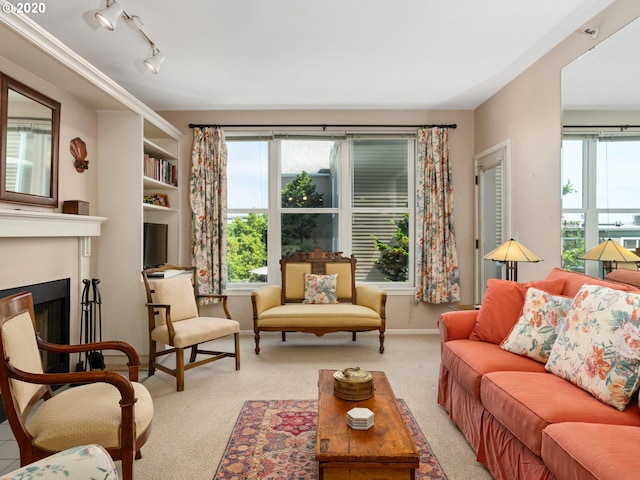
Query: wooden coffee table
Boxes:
[{"xmin": 316, "ymin": 369, "xmax": 419, "ymax": 479}]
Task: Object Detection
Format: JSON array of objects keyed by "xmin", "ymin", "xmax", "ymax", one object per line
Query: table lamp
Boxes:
[
  {"xmin": 484, "ymin": 239, "xmax": 543, "ymax": 282},
  {"xmin": 579, "ymin": 239, "xmax": 640, "ymax": 276}
]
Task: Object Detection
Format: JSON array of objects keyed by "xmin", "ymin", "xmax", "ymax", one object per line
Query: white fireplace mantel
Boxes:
[{"xmin": 0, "ymin": 209, "xmax": 107, "ymax": 237}]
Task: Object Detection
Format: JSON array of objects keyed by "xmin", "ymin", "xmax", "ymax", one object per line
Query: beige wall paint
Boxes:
[
  {"xmin": 160, "ymin": 109, "xmax": 475, "ymax": 331},
  {"xmin": 474, "ymin": 0, "xmax": 640, "ymax": 282}
]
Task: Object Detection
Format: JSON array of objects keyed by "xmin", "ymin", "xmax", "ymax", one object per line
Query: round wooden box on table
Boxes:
[{"xmin": 332, "ymin": 367, "xmax": 374, "ymax": 401}]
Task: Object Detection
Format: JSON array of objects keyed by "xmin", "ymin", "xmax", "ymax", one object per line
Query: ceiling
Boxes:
[{"xmin": 23, "ymin": 0, "xmax": 616, "ymax": 112}]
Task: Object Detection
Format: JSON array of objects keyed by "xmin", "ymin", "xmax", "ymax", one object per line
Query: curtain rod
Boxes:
[
  {"xmin": 564, "ymin": 124, "xmax": 640, "ymax": 130},
  {"xmin": 188, "ymin": 123, "xmax": 457, "ymax": 130}
]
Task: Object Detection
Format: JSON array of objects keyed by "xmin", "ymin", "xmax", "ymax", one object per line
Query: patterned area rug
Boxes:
[{"xmin": 213, "ymin": 399, "xmax": 448, "ymax": 479}]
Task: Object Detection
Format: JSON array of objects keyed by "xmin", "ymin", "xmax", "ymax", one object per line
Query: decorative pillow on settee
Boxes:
[
  {"xmin": 469, "ymin": 278, "xmax": 566, "ymax": 344},
  {"xmin": 501, "ymin": 287, "xmax": 573, "ymax": 363},
  {"xmin": 546, "ymin": 284, "xmax": 640, "ymax": 411},
  {"xmin": 302, "ymin": 273, "xmax": 339, "ymax": 304}
]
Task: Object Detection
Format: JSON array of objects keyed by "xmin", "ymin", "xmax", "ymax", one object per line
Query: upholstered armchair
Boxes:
[
  {"xmin": 141, "ymin": 265, "xmax": 240, "ymax": 392},
  {"xmin": 0, "ymin": 292, "xmax": 153, "ymax": 480}
]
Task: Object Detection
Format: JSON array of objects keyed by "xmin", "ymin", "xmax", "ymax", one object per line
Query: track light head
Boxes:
[
  {"xmin": 95, "ymin": 0, "xmax": 124, "ymax": 31},
  {"xmin": 144, "ymin": 49, "xmax": 166, "ymax": 74}
]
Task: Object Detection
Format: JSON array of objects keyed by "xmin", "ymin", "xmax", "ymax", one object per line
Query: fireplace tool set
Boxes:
[{"xmin": 76, "ymin": 278, "xmax": 105, "ymax": 372}]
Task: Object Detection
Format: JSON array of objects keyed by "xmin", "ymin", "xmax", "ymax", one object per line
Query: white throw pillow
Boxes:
[
  {"xmin": 501, "ymin": 287, "xmax": 573, "ymax": 363},
  {"xmin": 545, "ymin": 284, "xmax": 640, "ymax": 410}
]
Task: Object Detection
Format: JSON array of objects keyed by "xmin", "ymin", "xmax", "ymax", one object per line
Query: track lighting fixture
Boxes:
[
  {"xmin": 95, "ymin": 0, "xmax": 166, "ymax": 74},
  {"xmin": 144, "ymin": 47, "xmax": 165, "ymax": 74},
  {"xmin": 95, "ymin": 0, "xmax": 123, "ymax": 31}
]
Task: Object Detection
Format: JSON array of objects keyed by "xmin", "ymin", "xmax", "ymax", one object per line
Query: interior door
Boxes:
[{"xmin": 474, "ymin": 140, "xmax": 511, "ymax": 302}]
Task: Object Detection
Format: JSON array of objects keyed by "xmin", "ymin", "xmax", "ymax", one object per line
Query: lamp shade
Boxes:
[
  {"xmin": 95, "ymin": 1, "xmax": 124, "ymax": 31},
  {"xmin": 483, "ymin": 239, "xmax": 543, "ymax": 263},
  {"xmin": 579, "ymin": 239, "xmax": 640, "ymax": 262},
  {"xmin": 144, "ymin": 51, "xmax": 166, "ymax": 74}
]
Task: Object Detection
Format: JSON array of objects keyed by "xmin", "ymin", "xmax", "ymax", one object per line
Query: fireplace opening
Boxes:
[{"xmin": 0, "ymin": 278, "xmax": 71, "ymax": 421}]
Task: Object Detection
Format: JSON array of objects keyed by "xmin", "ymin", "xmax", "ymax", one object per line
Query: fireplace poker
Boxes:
[
  {"xmin": 76, "ymin": 279, "xmax": 91, "ymax": 372},
  {"xmin": 89, "ymin": 278, "xmax": 105, "ymax": 370}
]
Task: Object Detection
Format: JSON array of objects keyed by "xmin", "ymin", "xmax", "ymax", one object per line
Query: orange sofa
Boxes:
[{"xmin": 438, "ymin": 268, "xmax": 640, "ymax": 480}]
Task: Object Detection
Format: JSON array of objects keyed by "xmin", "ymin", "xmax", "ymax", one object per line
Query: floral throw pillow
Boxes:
[
  {"xmin": 545, "ymin": 284, "xmax": 640, "ymax": 411},
  {"xmin": 302, "ymin": 273, "xmax": 339, "ymax": 304},
  {"xmin": 501, "ymin": 288, "xmax": 573, "ymax": 363}
]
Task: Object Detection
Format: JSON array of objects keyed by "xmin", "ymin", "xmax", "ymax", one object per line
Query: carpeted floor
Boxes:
[
  {"xmin": 214, "ymin": 399, "xmax": 447, "ymax": 480},
  {"xmin": 135, "ymin": 332, "xmax": 492, "ymax": 480}
]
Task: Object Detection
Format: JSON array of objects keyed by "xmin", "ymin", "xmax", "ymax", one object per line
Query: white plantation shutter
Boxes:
[{"xmin": 352, "ymin": 140, "xmax": 410, "ymax": 282}]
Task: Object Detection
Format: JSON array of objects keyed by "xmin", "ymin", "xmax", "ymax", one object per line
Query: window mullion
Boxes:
[
  {"xmin": 339, "ymin": 140, "xmax": 352, "ymax": 255},
  {"xmin": 268, "ymin": 140, "xmax": 281, "ymax": 284}
]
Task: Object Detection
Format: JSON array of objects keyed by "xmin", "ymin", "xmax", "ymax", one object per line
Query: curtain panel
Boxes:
[
  {"xmin": 415, "ymin": 127, "xmax": 461, "ymax": 303},
  {"xmin": 190, "ymin": 127, "xmax": 228, "ymax": 299}
]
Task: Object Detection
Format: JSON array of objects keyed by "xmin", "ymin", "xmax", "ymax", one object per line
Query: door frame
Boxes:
[{"xmin": 474, "ymin": 139, "xmax": 512, "ymax": 302}]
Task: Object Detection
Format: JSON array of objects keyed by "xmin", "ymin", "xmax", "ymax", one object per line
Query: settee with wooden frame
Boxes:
[{"xmin": 251, "ymin": 248, "xmax": 387, "ymax": 354}]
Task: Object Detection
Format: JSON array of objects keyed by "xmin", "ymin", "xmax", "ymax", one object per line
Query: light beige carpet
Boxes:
[{"xmin": 132, "ymin": 332, "xmax": 492, "ymax": 480}]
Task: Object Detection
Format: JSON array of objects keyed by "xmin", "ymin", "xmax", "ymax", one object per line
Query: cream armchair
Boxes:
[
  {"xmin": 0, "ymin": 292, "xmax": 153, "ymax": 480},
  {"xmin": 142, "ymin": 265, "xmax": 240, "ymax": 392}
]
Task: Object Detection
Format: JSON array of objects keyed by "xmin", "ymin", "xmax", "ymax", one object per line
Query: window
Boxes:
[
  {"xmin": 227, "ymin": 136, "xmax": 414, "ymax": 286},
  {"xmin": 561, "ymin": 135, "xmax": 640, "ymax": 275}
]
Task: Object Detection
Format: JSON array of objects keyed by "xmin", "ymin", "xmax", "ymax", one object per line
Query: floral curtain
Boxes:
[
  {"xmin": 415, "ymin": 127, "xmax": 461, "ymax": 303},
  {"xmin": 190, "ymin": 127, "xmax": 228, "ymax": 299}
]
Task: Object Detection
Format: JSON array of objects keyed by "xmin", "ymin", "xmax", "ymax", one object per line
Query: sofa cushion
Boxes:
[
  {"xmin": 302, "ymin": 273, "xmax": 339, "ymax": 304},
  {"xmin": 545, "ymin": 284, "xmax": 640, "ymax": 410},
  {"xmin": 605, "ymin": 268, "xmax": 640, "ymax": 289},
  {"xmin": 469, "ymin": 278, "xmax": 565, "ymax": 345},
  {"xmin": 545, "ymin": 267, "xmax": 639, "ymax": 297},
  {"xmin": 501, "ymin": 287, "xmax": 573, "ymax": 363},
  {"xmin": 481, "ymin": 371, "xmax": 640, "ymax": 457},
  {"xmin": 542, "ymin": 422, "xmax": 640, "ymax": 480},
  {"xmin": 441, "ymin": 339, "xmax": 546, "ymax": 399}
]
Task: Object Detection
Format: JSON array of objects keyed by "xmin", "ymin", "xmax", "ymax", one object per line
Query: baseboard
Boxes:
[{"xmin": 237, "ymin": 329, "xmax": 439, "ymax": 335}]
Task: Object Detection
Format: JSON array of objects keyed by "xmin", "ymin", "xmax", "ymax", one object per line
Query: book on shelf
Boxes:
[{"xmin": 144, "ymin": 154, "xmax": 178, "ymax": 186}]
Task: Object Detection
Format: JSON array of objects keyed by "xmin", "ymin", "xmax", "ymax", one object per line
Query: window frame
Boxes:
[
  {"xmin": 561, "ymin": 133, "xmax": 640, "ymax": 277},
  {"xmin": 226, "ymin": 134, "xmax": 415, "ymax": 291}
]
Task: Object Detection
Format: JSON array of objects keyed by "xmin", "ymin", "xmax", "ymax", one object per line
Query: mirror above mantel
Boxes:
[{"xmin": 0, "ymin": 73, "xmax": 60, "ymax": 207}]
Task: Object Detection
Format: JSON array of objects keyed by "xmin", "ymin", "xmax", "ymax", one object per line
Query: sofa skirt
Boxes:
[
  {"xmin": 438, "ymin": 366, "xmax": 485, "ymax": 453},
  {"xmin": 477, "ymin": 410, "xmax": 555, "ymax": 480},
  {"xmin": 439, "ymin": 365, "xmax": 555, "ymax": 480}
]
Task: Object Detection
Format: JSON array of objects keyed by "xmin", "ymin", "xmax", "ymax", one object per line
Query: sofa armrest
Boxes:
[
  {"xmin": 355, "ymin": 285, "xmax": 387, "ymax": 317},
  {"xmin": 438, "ymin": 310, "xmax": 478, "ymax": 342},
  {"xmin": 251, "ymin": 285, "xmax": 283, "ymax": 317}
]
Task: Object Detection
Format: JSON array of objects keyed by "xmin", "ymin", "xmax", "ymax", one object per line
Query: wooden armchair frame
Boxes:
[
  {"xmin": 141, "ymin": 264, "xmax": 240, "ymax": 392},
  {"xmin": 0, "ymin": 291, "xmax": 151, "ymax": 480}
]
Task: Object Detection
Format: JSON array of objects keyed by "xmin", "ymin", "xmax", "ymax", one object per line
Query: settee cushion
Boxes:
[
  {"xmin": 545, "ymin": 284, "xmax": 640, "ymax": 410},
  {"xmin": 302, "ymin": 273, "xmax": 339, "ymax": 304},
  {"xmin": 501, "ymin": 287, "xmax": 573, "ymax": 363},
  {"xmin": 256, "ymin": 304, "xmax": 382, "ymax": 328},
  {"xmin": 545, "ymin": 267, "xmax": 640, "ymax": 297},
  {"xmin": 542, "ymin": 422, "xmax": 640, "ymax": 480},
  {"xmin": 469, "ymin": 278, "xmax": 565, "ymax": 345},
  {"xmin": 441, "ymin": 339, "xmax": 546, "ymax": 399},
  {"xmin": 481, "ymin": 371, "xmax": 640, "ymax": 457}
]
